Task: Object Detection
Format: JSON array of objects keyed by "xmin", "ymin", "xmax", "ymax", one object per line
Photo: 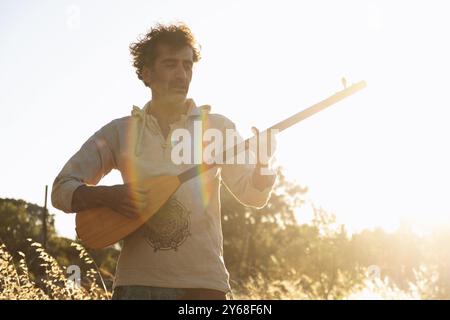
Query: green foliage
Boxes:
[{"xmin": 221, "ymin": 172, "xmax": 365, "ymax": 299}]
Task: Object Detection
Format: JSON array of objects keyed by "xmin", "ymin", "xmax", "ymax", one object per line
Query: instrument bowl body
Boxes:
[{"xmin": 75, "ymin": 175, "xmax": 181, "ymax": 249}]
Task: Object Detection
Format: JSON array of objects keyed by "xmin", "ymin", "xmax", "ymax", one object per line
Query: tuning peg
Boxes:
[{"xmin": 341, "ymin": 77, "xmax": 347, "ymax": 89}]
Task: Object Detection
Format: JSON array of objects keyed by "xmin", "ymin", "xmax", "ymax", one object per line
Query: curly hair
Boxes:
[{"xmin": 129, "ymin": 23, "xmax": 201, "ymax": 87}]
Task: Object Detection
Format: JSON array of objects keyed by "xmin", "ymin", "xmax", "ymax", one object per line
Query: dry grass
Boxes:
[
  {"xmin": 1, "ymin": 240, "xmax": 421, "ymax": 300},
  {"xmin": 0, "ymin": 240, "xmax": 110, "ymax": 300},
  {"xmin": 231, "ymin": 271, "xmax": 422, "ymax": 300}
]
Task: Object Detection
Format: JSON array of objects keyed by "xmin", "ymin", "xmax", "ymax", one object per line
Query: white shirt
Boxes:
[{"xmin": 51, "ymin": 99, "xmax": 276, "ymax": 293}]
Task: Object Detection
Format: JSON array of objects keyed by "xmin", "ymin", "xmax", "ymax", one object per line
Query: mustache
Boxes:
[{"xmin": 170, "ymin": 83, "xmax": 188, "ymax": 90}]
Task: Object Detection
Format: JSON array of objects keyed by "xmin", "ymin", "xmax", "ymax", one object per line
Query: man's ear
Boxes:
[{"xmin": 142, "ymin": 66, "xmax": 153, "ymax": 87}]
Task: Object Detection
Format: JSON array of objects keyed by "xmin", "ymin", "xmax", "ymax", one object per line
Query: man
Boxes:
[{"xmin": 51, "ymin": 23, "xmax": 277, "ymax": 300}]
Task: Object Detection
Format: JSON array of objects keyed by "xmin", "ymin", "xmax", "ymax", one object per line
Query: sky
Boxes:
[{"xmin": 1, "ymin": 0, "xmax": 449, "ymax": 239}]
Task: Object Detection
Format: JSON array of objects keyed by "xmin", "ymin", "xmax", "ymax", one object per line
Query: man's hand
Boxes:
[
  {"xmin": 251, "ymin": 126, "xmax": 277, "ymax": 169},
  {"xmin": 102, "ymin": 184, "xmax": 149, "ymax": 219},
  {"xmin": 72, "ymin": 183, "xmax": 149, "ymax": 219}
]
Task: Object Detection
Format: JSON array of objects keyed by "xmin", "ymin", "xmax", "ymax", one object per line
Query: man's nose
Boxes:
[{"xmin": 174, "ymin": 63, "xmax": 187, "ymax": 80}]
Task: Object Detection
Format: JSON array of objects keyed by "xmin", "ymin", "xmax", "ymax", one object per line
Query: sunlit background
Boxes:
[{"xmin": 1, "ymin": 0, "xmax": 449, "ymax": 239}]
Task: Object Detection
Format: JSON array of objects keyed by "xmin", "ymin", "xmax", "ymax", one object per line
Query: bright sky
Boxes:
[{"xmin": 1, "ymin": 0, "xmax": 449, "ymax": 239}]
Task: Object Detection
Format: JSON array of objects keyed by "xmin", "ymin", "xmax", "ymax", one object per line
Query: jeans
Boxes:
[
  {"xmin": 112, "ymin": 285, "xmax": 230, "ymax": 300},
  {"xmin": 112, "ymin": 286, "xmax": 185, "ymax": 300}
]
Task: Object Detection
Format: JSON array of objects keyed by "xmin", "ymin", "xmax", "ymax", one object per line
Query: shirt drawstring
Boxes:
[{"xmin": 131, "ymin": 102, "xmax": 151, "ymax": 157}]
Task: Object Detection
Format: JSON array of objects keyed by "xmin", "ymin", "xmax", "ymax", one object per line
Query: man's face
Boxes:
[{"xmin": 143, "ymin": 44, "xmax": 194, "ymax": 105}]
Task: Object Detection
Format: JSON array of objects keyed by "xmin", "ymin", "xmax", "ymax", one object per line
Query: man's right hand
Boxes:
[
  {"xmin": 102, "ymin": 184, "xmax": 149, "ymax": 219},
  {"xmin": 71, "ymin": 184, "xmax": 149, "ymax": 219}
]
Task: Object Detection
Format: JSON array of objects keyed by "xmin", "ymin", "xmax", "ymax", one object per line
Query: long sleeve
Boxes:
[
  {"xmin": 51, "ymin": 122, "xmax": 117, "ymax": 213},
  {"xmin": 218, "ymin": 117, "xmax": 276, "ymax": 209}
]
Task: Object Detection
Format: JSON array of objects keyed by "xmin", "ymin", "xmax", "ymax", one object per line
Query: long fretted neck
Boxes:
[{"xmin": 178, "ymin": 81, "xmax": 367, "ymax": 183}]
